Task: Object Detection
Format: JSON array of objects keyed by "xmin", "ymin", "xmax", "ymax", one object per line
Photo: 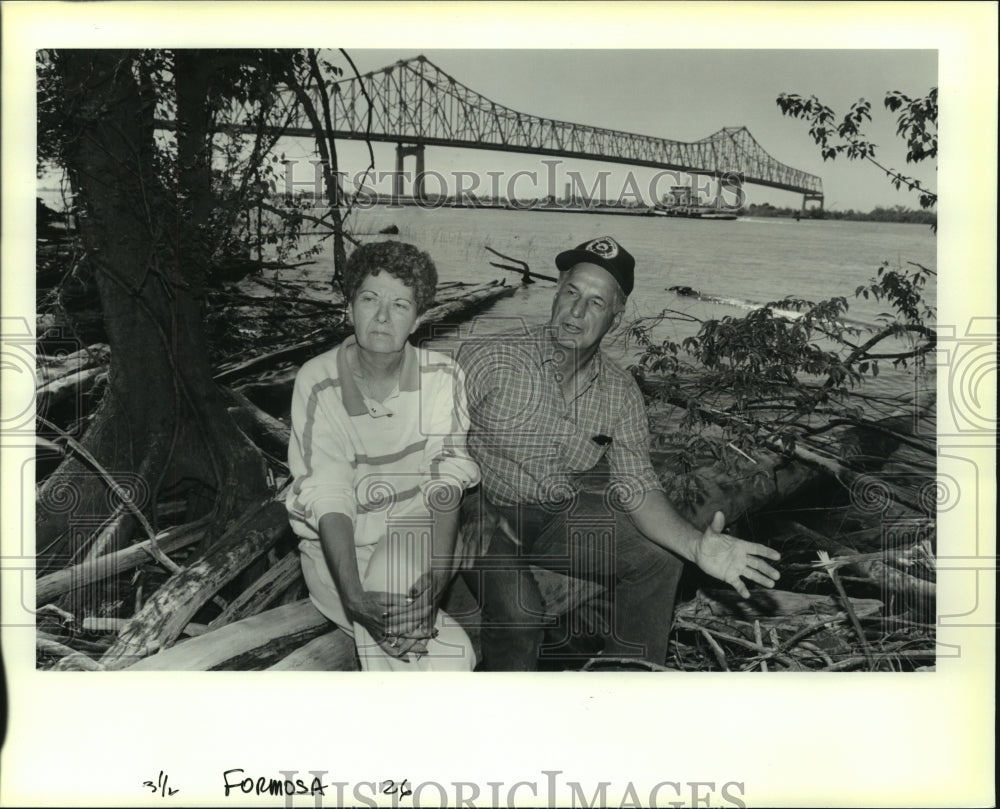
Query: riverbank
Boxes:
[
  {"xmin": 309, "ymin": 196, "xmax": 938, "ymax": 226},
  {"xmin": 34, "ymin": 216, "xmax": 937, "ymax": 672},
  {"xmin": 36, "ymin": 260, "xmax": 936, "ymax": 673}
]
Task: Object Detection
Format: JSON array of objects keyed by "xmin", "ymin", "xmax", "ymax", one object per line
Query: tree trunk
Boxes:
[{"xmin": 37, "ymin": 50, "xmax": 267, "ymax": 574}]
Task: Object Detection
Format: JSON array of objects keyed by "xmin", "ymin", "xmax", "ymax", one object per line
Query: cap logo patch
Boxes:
[{"xmin": 585, "ymin": 237, "xmax": 619, "ymax": 259}]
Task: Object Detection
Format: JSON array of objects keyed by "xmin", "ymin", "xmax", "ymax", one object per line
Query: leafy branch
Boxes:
[
  {"xmin": 627, "ymin": 260, "xmax": 936, "ymax": 509},
  {"xmin": 776, "ymin": 89, "xmax": 937, "ymax": 212}
]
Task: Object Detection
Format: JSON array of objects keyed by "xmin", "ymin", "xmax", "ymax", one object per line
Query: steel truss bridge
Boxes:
[{"xmin": 283, "ymin": 55, "xmax": 824, "ymax": 206}]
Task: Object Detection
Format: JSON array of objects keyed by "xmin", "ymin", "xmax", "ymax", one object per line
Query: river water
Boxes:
[{"xmin": 337, "ymin": 206, "xmax": 936, "ymax": 392}]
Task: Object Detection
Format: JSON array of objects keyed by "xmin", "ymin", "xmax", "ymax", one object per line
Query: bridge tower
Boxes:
[{"xmin": 394, "ymin": 143, "xmax": 426, "ymax": 201}]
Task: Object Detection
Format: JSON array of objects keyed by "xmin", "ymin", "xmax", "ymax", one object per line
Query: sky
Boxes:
[{"xmin": 274, "ymin": 49, "xmax": 938, "ymax": 212}]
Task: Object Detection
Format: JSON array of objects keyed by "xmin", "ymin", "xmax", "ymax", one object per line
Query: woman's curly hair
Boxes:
[{"xmin": 341, "ymin": 241, "xmax": 438, "ymax": 315}]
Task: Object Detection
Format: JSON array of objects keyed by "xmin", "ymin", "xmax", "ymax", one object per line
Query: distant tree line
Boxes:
[{"xmin": 739, "ymin": 202, "xmax": 937, "ymax": 226}]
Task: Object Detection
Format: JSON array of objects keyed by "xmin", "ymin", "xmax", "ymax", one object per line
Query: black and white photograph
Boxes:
[{"xmin": 2, "ymin": 2, "xmax": 995, "ymax": 807}]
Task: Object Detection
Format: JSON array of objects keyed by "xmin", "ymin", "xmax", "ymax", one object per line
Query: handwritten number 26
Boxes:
[{"xmin": 381, "ymin": 779, "xmax": 413, "ymax": 797}]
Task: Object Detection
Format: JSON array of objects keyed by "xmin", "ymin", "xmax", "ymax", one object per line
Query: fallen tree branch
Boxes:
[
  {"xmin": 821, "ymin": 648, "xmax": 935, "ymax": 672},
  {"xmin": 224, "ymin": 387, "xmax": 291, "ymax": 458},
  {"xmin": 38, "ymin": 636, "xmax": 105, "ymax": 671},
  {"xmin": 256, "ymin": 202, "xmax": 361, "ymax": 247},
  {"xmin": 675, "ymin": 618, "xmax": 802, "ymax": 670},
  {"xmin": 36, "ymin": 518, "xmax": 210, "ymax": 604},
  {"xmin": 580, "ymin": 656, "xmax": 674, "ymax": 672},
  {"xmin": 213, "ymin": 335, "xmax": 338, "ymax": 384},
  {"xmin": 745, "ymin": 613, "xmax": 850, "ymax": 669},
  {"xmin": 36, "ymin": 367, "xmax": 107, "ymax": 413},
  {"xmin": 754, "ymin": 620, "xmax": 768, "ymax": 672},
  {"xmin": 789, "ymin": 520, "xmax": 935, "ymax": 606},
  {"xmin": 819, "ymin": 551, "xmax": 876, "ymax": 670},
  {"xmin": 699, "ymin": 627, "xmax": 730, "ymax": 671},
  {"xmin": 36, "ymin": 416, "xmax": 181, "ymax": 575},
  {"xmin": 36, "ymin": 343, "xmax": 110, "ymax": 385},
  {"xmin": 771, "ymin": 438, "xmax": 925, "ymax": 513}
]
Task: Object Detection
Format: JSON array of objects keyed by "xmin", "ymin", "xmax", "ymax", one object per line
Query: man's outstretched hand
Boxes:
[{"xmin": 693, "ymin": 511, "xmax": 781, "ymax": 599}]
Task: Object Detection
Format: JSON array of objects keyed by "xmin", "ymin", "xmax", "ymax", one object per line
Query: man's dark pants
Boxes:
[{"xmin": 463, "ymin": 489, "xmax": 684, "ymax": 671}]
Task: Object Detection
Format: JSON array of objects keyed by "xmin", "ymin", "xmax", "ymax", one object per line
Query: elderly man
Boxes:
[{"xmin": 459, "ymin": 236, "xmax": 781, "ymax": 671}]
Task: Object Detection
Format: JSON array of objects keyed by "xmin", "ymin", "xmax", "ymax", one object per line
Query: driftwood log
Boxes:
[
  {"xmin": 225, "ymin": 387, "xmax": 292, "ymax": 458},
  {"xmin": 36, "ymin": 520, "xmax": 211, "ymax": 604},
  {"xmin": 124, "ymin": 599, "xmax": 330, "ymax": 671},
  {"xmin": 98, "ymin": 498, "xmax": 292, "ymax": 669},
  {"xmin": 678, "ymin": 587, "xmax": 883, "ymax": 623},
  {"xmin": 787, "ymin": 520, "xmax": 935, "ymax": 605},
  {"xmin": 267, "ymin": 629, "xmax": 358, "ymax": 671},
  {"xmin": 36, "ymin": 343, "xmax": 110, "ymax": 384},
  {"xmin": 207, "ymin": 550, "xmax": 302, "ymax": 629}
]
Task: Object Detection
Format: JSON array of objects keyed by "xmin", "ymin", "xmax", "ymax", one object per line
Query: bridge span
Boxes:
[
  {"xmin": 283, "ymin": 55, "xmax": 823, "ymax": 207},
  {"xmin": 184, "ymin": 55, "xmax": 821, "ymax": 207}
]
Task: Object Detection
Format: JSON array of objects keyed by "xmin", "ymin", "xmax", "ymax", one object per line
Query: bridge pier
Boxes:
[
  {"xmin": 802, "ymin": 193, "xmax": 824, "ymax": 212},
  {"xmin": 394, "ymin": 143, "xmax": 426, "ymax": 202},
  {"xmin": 718, "ymin": 175, "xmax": 746, "ymax": 210}
]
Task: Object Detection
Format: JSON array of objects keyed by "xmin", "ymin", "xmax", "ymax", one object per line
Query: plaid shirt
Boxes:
[{"xmin": 458, "ymin": 325, "xmax": 662, "ymax": 507}]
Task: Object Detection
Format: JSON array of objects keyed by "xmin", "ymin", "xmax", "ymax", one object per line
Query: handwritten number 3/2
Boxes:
[
  {"xmin": 142, "ymin": 771, "xmax": 179, "ymax": 797},
  {"xmin": 381, "ymin": 779, "xmax": 413, "ymax": 796}
]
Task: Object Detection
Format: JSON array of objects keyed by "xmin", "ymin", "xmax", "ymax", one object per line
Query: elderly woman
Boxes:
[{"xmin": 286, "ymin": 241, "xmax": 479, "ymax": 671}]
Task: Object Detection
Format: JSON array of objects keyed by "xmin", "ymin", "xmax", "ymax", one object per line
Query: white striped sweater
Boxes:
[{"xmin": 286, "ymin": 336, "xmax": 480, "ymax": 549}]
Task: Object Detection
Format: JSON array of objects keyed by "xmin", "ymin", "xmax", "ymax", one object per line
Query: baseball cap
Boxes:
[{"xmin": 554, "ymin": 236, "xmax": 635, "ymax": 296}]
